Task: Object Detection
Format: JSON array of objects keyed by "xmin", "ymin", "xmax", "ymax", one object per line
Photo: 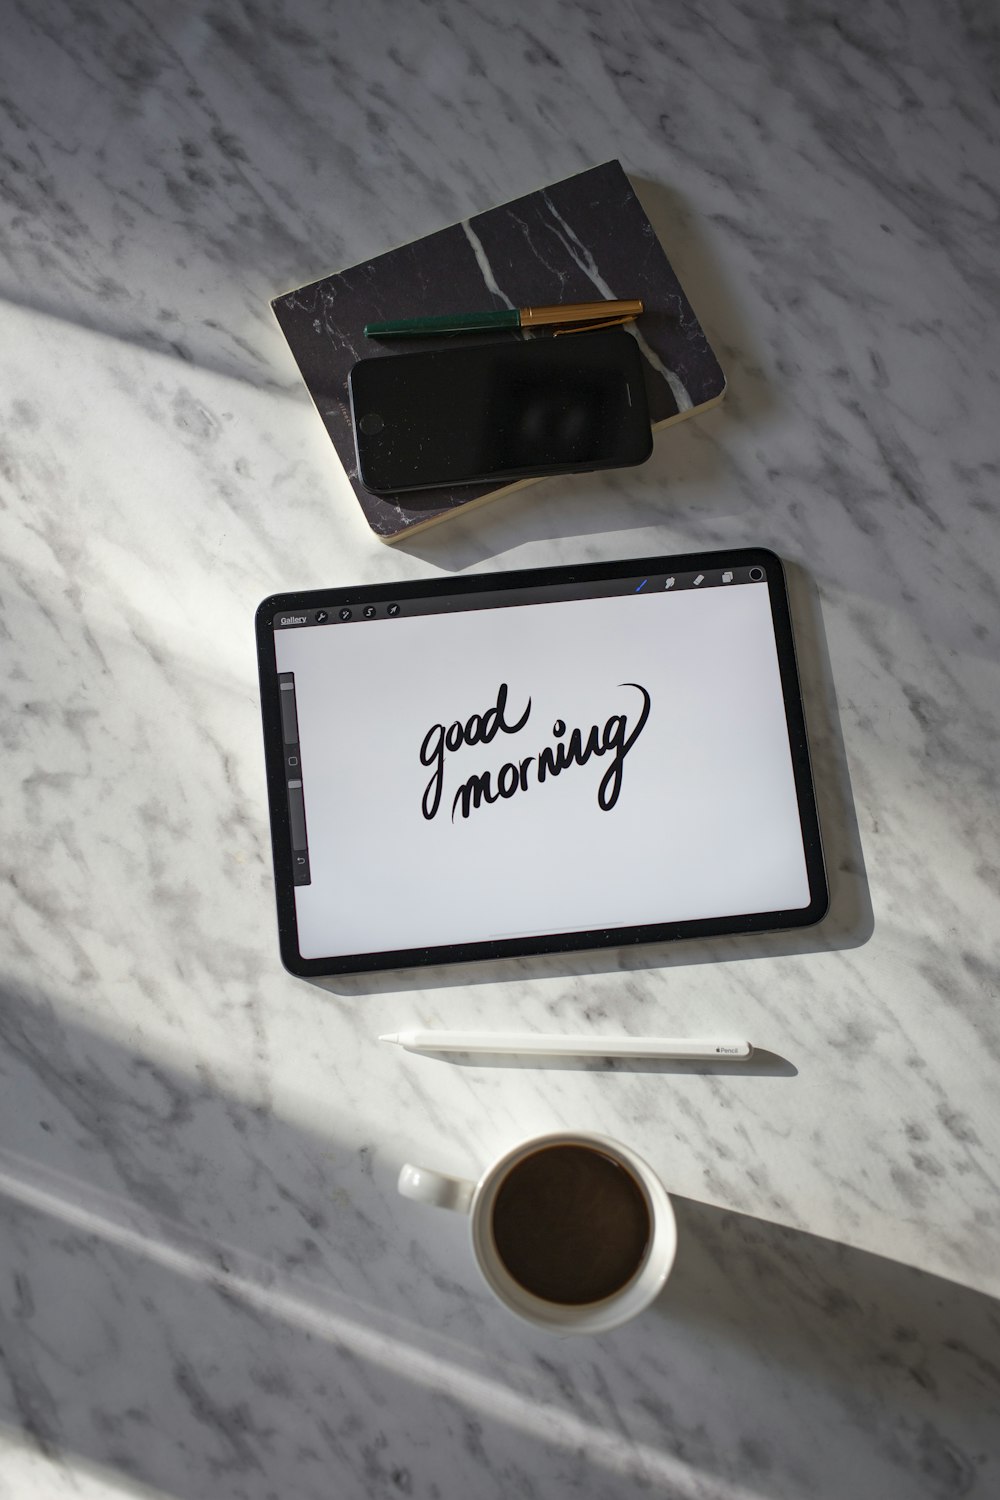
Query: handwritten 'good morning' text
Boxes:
[{"xmin": 419, "ymin": 682, "xmax": 650, "ymax": 823}]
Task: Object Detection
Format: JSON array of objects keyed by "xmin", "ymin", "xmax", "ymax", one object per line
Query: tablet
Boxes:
[{"xmin": 256, "ymin": 549, "xmax": 827, "ymax": 976}]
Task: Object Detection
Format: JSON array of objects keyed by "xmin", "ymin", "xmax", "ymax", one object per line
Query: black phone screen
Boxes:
[{"xmin": 348, "ymin": 328, "xmax": 652, "ymax": 494}]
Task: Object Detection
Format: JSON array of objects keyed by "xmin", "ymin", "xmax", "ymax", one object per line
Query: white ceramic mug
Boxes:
[{"xmin": 398, "ymin": 1131, "xmax": 677, "ymax": 1333}]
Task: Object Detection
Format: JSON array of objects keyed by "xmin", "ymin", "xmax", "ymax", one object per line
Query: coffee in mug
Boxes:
[
  {"xmin": 490, "ymin": 1143, "xmax": 651, "ymax": 1304},
  {"xmin": 398, "ymin": 1132, "xmax": 676, "ymax": 1333}
]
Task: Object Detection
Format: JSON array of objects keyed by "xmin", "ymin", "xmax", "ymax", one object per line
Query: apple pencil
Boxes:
[{"xmin": 378, "ymin": 1032, "xmax": 752, "ymax": 1060}]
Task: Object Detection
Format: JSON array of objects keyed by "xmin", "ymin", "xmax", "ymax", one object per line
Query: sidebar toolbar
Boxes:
[{"xmin": 278, "ymin": 672, "xmax": 311, "ymax": 886}]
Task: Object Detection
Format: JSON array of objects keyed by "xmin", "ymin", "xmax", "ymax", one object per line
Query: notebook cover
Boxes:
[{"xmin": 271, "ymin": 160, "xmax": 725, "ymax": 542}]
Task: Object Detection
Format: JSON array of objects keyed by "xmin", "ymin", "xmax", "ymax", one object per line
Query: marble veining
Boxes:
[
  {"xmin": 539, "ymin": 188, "xmax": 693, "ymax": 411},
  {"xmin": 1, "ymin": 0, "xmax": 999, "ymax": 1496}
]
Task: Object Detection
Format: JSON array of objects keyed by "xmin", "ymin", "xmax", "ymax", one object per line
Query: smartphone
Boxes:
[{"xmin": 348, "ymin": 328, "xmax": 653, "ymax": 494}]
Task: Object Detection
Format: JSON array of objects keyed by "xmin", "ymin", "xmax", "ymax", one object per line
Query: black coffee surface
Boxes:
[{"xmin": 491, "ymin": 1144, "xmax": 651, "ymax": 1305}]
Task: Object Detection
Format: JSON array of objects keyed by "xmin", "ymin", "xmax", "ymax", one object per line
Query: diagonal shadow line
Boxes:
[
  {"xmin": 1, "ymin": 987, "xmax": 997, "ymax": 1500},
  {"xmin": 658, "ymin": 1194, "xmax": 1000, "ymax": 1495},
  {"xmin": 0, "ymin": 285, "xmax": 295, "ymax": 394},
  {"xmin": 0, "ymin": 1147, "xmax": 741, "ymax": 1498}
]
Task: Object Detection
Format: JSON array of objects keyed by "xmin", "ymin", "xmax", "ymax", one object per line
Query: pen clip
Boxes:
[{"xmin": 553, "ymin": 313, "xmax": 638, "ymax": 336}]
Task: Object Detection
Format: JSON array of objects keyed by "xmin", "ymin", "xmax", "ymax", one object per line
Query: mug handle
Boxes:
[{"xmin": 398, "ymin": 1163, "xmax": 475, "ymax": 1214}]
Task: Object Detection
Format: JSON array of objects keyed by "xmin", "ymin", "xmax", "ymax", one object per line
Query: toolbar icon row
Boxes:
[{"xmin": 313, "ymin": 604, "xmax": 402, "ymax": 624}]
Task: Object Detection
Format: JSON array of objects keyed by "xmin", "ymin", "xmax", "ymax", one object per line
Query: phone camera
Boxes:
[
  {"xmin": 749, "ymin": 567, "xmax": 765, "ymax": 582},
  {"xmin": 358, "ymin": 413, "xmax": 384, "ymax": 435}
]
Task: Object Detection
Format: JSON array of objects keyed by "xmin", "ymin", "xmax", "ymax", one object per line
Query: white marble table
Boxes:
[{"xmin": 2, "ymin": 3, "xmax": 999, "ymax": 1497}]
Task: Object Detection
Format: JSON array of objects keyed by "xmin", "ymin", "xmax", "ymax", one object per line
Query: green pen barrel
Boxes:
[{"xmin": 363, "ymin": 309, "xmax": 521, "ymax": 338}]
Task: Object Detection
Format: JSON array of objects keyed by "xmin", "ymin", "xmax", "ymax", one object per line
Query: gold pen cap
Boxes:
[{"xmin": 520, "ymin": 299, "xmax": 644, "ymax": 328}]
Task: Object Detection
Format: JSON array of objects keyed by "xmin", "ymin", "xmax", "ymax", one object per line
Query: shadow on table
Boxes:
[
  {"xmin": 656, "ymin": 1195, "xmax": 1000, "ymax": 1497},
  {"xmin": 417, "ymin": 1046, "xmax": 797, "ymax": 1077},
  {"xmin": 0, "ymin": 989, "xmax": 995, "ymax": 1500}
]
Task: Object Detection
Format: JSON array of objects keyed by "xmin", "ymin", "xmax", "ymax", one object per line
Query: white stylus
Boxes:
[{"xmin": 378, "ymin": 1032, "xmax": 752, "ymax": 1060}]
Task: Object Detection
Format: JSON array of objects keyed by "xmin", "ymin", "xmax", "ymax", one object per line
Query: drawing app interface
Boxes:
[{"xmin": 272, "ymin": 568, "xmax": 811, "ymax": 959}]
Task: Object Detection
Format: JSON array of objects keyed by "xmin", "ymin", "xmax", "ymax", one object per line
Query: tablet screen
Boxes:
[{"xmin": 258, "ymin": 552, "xmax": 826, "ymax": 974}]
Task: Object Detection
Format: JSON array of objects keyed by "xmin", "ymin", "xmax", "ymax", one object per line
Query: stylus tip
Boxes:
[{"xmin": 378, "ymin": 1033, "xmax": 399, "ymax": 1044}]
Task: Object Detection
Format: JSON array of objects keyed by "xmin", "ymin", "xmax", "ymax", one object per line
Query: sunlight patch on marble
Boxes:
[{"xmin": 0, "ymin": 1427, "xmax": 169, "ymax": 1500}]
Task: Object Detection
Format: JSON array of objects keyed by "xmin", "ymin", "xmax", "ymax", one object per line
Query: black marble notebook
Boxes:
[{"xmin": 272, "ymin": 160, "xmax": 725, "ymax": 542}]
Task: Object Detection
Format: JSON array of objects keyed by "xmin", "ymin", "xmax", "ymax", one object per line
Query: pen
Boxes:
[
  {"xmin": 364, "ymin": 299, "xmax": 644, "ymax": 339},
  {"xmin": 378, "ymin": 1032, "xmax": 752, "ymax": 1061}
]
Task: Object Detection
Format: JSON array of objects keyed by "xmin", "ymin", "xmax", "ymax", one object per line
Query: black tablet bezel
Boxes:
[{"xmin": 256, "ymin": 549, "xmax": 828, "ymax": 976}]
